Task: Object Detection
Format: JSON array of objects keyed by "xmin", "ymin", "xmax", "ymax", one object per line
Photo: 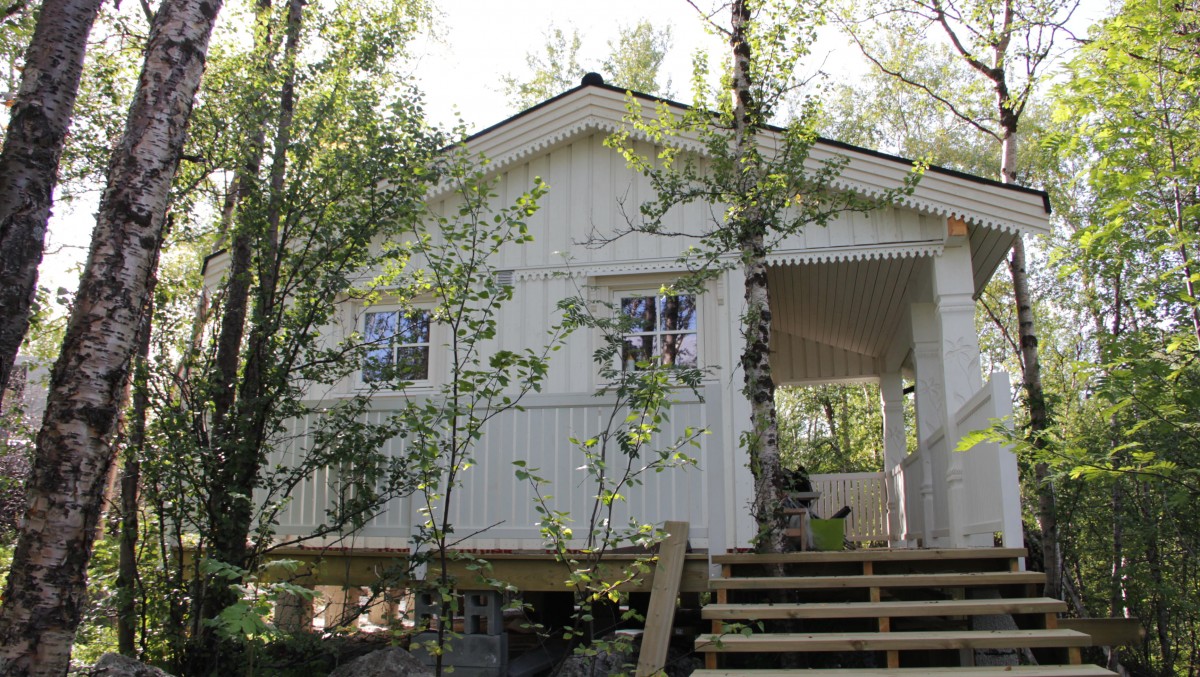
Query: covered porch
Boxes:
[{"xmin": 766, "ymin": 216, "xmax": 1023, "ymax": 549}]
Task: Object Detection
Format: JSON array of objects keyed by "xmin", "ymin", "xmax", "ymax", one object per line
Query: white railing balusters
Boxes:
[{"xmin": 809, "ymin": 472, "xmax": 889, "ymax": 542}]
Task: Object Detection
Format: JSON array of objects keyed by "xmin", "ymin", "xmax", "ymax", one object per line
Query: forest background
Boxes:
[{"xmin": 0, "ymin": 0, "xmax": 1197, "ymax": 675}]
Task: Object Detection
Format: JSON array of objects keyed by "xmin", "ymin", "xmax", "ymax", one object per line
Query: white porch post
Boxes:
[
  {"xmin": 880, "ymin": 372, "xmax": 907, "ymax": 547},
  {"xmin": 910, "ymin": 303, "xmax": 942, "ymax": 547},
  {"xmin": 932, "ymin": 243, "xmax": 985, "ymax": 547}
]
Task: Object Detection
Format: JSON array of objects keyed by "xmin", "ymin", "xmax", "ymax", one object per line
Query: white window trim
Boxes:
[
  {"xmin": 357, "ymin": 303, "xmax": 438, "ymax": 390},
  {"xmin": 614, "ymin": 289, "xmax": 701, "ymax": 372}
]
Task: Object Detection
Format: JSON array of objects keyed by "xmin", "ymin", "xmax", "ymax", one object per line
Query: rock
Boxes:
[
  {"xmin": 555, "ymin": 647, "xmax": 636, "ymax": 677},
  {"xmin": 555, "ymin": 636, "xmax": 699, "ymax": 677},
  {"xmin": 91, "ymin": 654, "xmax": 175, "ymax": 677},
  {"xmin": 328, "ymin": 647, "xmax": 434, "ymax": 677}
]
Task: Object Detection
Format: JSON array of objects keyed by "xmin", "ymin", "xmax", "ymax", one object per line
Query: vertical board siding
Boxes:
[
  {"xmin": 474, "ymin": 134, "xmax": 947, "ymax": 279},
  {"xmin": 809, "ymin": 472, "xmax": 889, "ymax": 542},
  {"xmin": 928, "ymin": 432, "xmax": 950, "ymax": 538},
  {"xmin": 266, "ymin": 391, "xmax": 714, "ymax": 550}
]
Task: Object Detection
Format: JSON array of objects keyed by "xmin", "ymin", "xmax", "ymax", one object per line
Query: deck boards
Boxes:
[
  {"xmin": 708, "ymin": 571, "xmax": 1045, "ymax": 590},
  {"xmin": 702, "ymin": 597, "xmax": 1068, "ymax": 620},
  {"xmin": 695, "ymin": 629, "xmax": 1093, "ymax": 652},
  {"xmin": 711, "ymin": 548, "xmax": 1028, "ymax": 565}
]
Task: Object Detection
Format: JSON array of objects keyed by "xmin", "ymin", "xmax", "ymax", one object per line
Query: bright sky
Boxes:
[
  {"xmin": 38, "ymin": 0, "xmax": 1109, "ymax": 296},
  {"xmin": 407, "ymin": 0, "xmax": 866, "ymax": 131}
]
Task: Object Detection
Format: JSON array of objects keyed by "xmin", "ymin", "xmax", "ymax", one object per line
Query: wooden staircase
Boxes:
[{"xmin": 693, "ymin": 548, "xmax": 1116, "ymax": 676}]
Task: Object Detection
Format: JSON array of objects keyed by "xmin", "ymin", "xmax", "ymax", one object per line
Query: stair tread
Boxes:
[
  {"xmin": 703, "ymin": 597, "xmax": 1068, "ymax": 619},
  {"xmin": 692, "ymin": 666, "xmax": 1116, "ymax": 676},
  {"xmin": 710, "ymin": 571, "xmax": 1045, "ymax": 590},
  {"xmin": 694, "ymin": 629, "xmax": 1092, "ymax": 652},
  {"xmin": 712, "ymin": 548, "xmax": 1027, "ymax": 565}
]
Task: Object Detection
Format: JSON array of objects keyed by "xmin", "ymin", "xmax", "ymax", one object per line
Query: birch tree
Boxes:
[
  {"xmin": 837, "ymin": 0, "xmax": 1076, "ymax": 599},
  {"xmin": 125, "ymin": 1, "xmax": 440, "ymax": 666},
  {"xmin": 0, "ymin": 0, "xmax": 223, "ymax": 670},
  {"xmin": 610, "ymin": 0, "xmax": 917, "ymax": 552},
  {"xmin": 0, "ymin": 0, "xmax": 105, "ymax": 410}
]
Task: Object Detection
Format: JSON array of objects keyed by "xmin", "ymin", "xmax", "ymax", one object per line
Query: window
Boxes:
[
  {"xmin": 619, "ymin": 293, "xmax": 698, "ymax": 370},
  {"xmin": 363, "ymin": 309, "xmax": 431, "ymax": 382}
]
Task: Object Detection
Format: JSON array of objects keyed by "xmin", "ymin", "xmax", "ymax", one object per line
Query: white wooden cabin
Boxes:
[{"xmin": 222, "ymin": 78, "xmax": 1050, "ymax": 573}]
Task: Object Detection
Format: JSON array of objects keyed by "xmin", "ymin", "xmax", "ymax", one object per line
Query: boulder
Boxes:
[
  {"xmin": 555, "ymin": 647, "xmax": 636, "ymax": 677},
  {"xmin": 555, "ymin": 641, "xmax": 701, "ymax": 677},
  {"xmin": 91, "ymin": 654, "xmax": 174, "ymax": 677},
  {"xmin": 328, "ymin": 647, "xmax": 434, "ymax": 677}
]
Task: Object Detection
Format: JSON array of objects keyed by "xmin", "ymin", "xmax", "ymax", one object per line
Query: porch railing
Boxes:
[
  {"xmin": 893, "ymin": 373, "xmax": 1023, "ymax": 549},
  {"xmin": 809, "ymin": 472, "xmax": 889, "ymax": 543}
]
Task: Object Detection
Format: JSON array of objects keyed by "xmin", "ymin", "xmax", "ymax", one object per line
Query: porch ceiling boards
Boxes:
[
  {"xmin": 969, "ymin": 224, "xmax": 1019, "ymax": 296},
  {"xmin": 768, "ymin": 257, "xmax": 918, "ymax": 384}
]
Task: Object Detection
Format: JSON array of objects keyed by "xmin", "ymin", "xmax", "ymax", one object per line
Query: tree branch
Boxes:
[
  {"xmin": 685, "ymin": 0, "xmax": 732, "ymax": 37},
  {"xmin": 838, "ymin": 22, "xmax": 1001, "ymax": 141},
  {"xmin": 981, "ymin": 295, "xmax": 1023, "ymax": 370},
  {"xmin": 931, "ymin": 0, "xmax": 1002, "ymax": 81}
]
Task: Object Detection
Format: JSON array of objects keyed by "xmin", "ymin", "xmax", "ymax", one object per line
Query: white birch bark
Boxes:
[
  {"xmin": 0, "ymin": 0, "xmax": 104, "ymax": 409},
  {"xmin": 730, "ymin": 0, "xmax": 789, "ymax": 554},
  {"xmin": 0, "ymin": 0, "xmax": 223, "ymax": 671}
]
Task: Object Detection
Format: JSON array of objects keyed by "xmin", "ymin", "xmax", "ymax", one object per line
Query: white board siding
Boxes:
[
  {"xmin": 267, "ymin": 388, "xmax": 719, "ymax": 550},
  {"xmin": 451, "ymin": 85, "xmax": 1049, "ymax": 239},
  {"xmin": 455, "ymin": 133, "xmax": 955, "ymax": 280},
  {"xmin": 896, "ymin": 374, "xmax": 1022, "ymax": 548}
]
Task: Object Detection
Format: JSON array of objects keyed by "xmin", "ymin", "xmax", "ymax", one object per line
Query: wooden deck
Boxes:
[
  {"xmin": 261, "ymin": 547, "xmax": 713, "ymax": 592},
  {"xmin": 252, "ymin": 542, "xmax": 1129, "ymax": 676}
]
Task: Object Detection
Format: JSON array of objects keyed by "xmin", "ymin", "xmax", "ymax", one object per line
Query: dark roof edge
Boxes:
[
  {"xmin": 463, "ymin": 79, "xmax": 1053, "ymax": 216},
  {"xmin": 201, "ymin": 247, "xmax": 227, "ymax": 276}
]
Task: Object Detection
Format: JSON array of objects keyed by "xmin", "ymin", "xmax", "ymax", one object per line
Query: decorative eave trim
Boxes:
[
  {"xmin": 513, "ymin": 243, "xmax": 942, "ymax": 280},
  {"xmin": 831, "ymin": 177, "xmax": 1032, "ymax": 237},
  {"xmin": 766, "ymin": 242, "xmax": 942, "ymax": 266},
  {"xmin": 427, "ymin": 86, "xmax": 1050, "ymax": 236},
  {"xmin": 425, "ymin": 115, "xmax": 705, "ymax": 202},
  {"xmin": 513, "ymin": 258, "xmax": 699, "ymax": 281},
  {"xmin": 431, "ymin": 117, "xmax": 1045, "ymax": 237}
]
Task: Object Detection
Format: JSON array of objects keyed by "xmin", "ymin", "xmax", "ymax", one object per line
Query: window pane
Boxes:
[
  {"xmin": 395, "ymin": 346, "xmax": 429, "ymax": 380},
  {"xmin": 620, "ymin": 296, "xmax": 657, "ymax": 333},
  {"xmin": 659, "ymin": 295, "xmax": 697, "ymax": 332},
  {"xmin": 364, "ymin": 311, "xmax": 398, "ymax": 343},
  {"xmin": 398, "ymin": 311, "xmax": 430, "ymax": 344},
  {"xmin": 363, "ymin": 348, "xmax": 392, "ymax": 381},
  {"xmin": 622, "ymin": 336, "xmax": 654, "ymax": 371},
  {"xmin": 659, "ymin": 333, "xmax": 698, "ymax": 368}
]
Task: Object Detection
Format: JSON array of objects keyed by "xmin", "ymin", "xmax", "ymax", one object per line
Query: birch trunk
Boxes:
[
  {"xmin": 0, "ymin": 0, "xmax": 222, "ymax": 670},
  {"xmin": 997, "ymin": 65, "xmax": 1058, "ymax": 600},
  {"xmin": 730, "ymin": 0, "xmax": 788, "ymax": 554},
  {"xmin": 1010, "ymin": 231, "xmax": 1059, "ymax": 599},
  {"xmin": 0, "ymin": 0, "xmax": 104, "ymax": 409}
]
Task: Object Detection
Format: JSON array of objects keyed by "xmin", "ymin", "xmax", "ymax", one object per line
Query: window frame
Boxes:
[
  {"xmin": 358, "ymin": 305, "xmax": 435, "ymax": 389},
  {"xmin": 613, "ymin": 289, "xmax": 701, "ymax": 372}
]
